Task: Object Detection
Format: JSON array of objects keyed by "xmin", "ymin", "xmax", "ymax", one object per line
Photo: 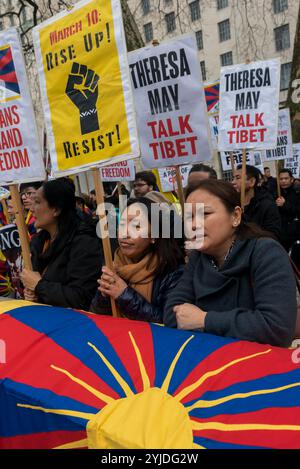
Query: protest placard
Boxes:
[
  {"xmin": 285, "ymin": 144, "xmax": 300, "ymax": 177},
  {"xmin": 100, "ymin": 159, "xmax": 135, "ymax": 181},
  {"xmin": 0, "ymin": 223, "xmax": 23, "ymax": 298},
  {"xmin": 128, "ymin": 34, "xmax": 212, "ymax": 169},
  {"xmin": 204, "ymin": 81, "xmax": 219, "ymax": 150},
  {"xmin": 262, "ymin": 108, "xmax": 293, "ymax": 161},
  {"xmin": 0, "ymin": 28, "xmax": 45, "ymax": 184},
  {"xmin": 220, "ymin": 150, "xmax": 253, "ymax": 171},
  {"xmin": 158, "ymin": 164, "xmax": 191, "ymax": 192},
  {"xmin": 218, "ymin": 58, "xmax": 280, "ymax": 151},
  {"xmin": 33, "ymin": 0, "xmax": 139, "ymax": 177}
]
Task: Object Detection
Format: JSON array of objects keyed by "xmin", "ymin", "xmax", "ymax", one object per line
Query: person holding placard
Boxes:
[
  {"xmin": 164, "ymin": 180, "xmax": 296, "ymax": 347},
  {"xmin": 20, "ymin": 178, "xmax": 102, "ymax": 310},
  {"xmin": 90, "ymin": 197, "xmax": 185, "ymax": 322},
  {"xmin": 232, "ymin": 164, "xmax": 281, "ymax": 240}
]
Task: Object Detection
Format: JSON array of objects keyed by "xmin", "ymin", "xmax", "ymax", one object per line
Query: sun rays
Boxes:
[{"xmin": 16, "ymin": 331, "xmax": 300, "ymax": 449}]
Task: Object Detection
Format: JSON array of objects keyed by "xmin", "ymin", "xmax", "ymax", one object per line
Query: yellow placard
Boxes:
[{"xmin": 33, "ymin": 0, "xmax": 138, "ymax": 175}]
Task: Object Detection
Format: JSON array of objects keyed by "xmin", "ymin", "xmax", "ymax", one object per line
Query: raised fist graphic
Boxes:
[{"xmin": 66, "ymin": 62, "xmax": 100, "ymax": 135}]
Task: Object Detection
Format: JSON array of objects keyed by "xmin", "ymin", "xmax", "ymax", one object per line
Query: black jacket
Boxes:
[
  {"xmin": 243, "ymin": 187, "xmax": 281, "ymax": 240},
  {"xmin": 90, "ymin": 265, "xmax": 184, "ymax": 323},
  {"xmin": 262, "ymin": 176, "xmax": 277, "ymax": 199},
  {"xmin": 164, "ymin": 238, "xmax": 297, "ymax": 347},
  {"xmin": 278, "ymin": 185, "xmax": 300, "ymax": 246},
  {"xmin": 31, "ymin": 219, "xmax": 102, "ymax": 310}
]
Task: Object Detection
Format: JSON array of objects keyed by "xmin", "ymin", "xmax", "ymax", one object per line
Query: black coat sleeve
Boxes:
[
  {"xmin": 35, "ymin": 234, "xmax": 102, "ymax": 310},
  {"xmin": 163, "ymin": 253, "xmax": 198, "ymax": 328},
  {"xmin": 204, "ymin": 239, "xmax": 297, "ymax": 347},
  {"xmin": 260, "ymin": 201, "xmax": 282, "ymax": 241},
  {"xmin": 116, "ymin": 268, "xmax": 184, "ymax": 323}
]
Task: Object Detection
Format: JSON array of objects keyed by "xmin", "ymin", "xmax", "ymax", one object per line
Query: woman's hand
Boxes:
[
  {"xmin": 173, "ymin": 303, "xmax": 207, "ymax": 330},
  {"xmin": 24, "ymin": 288, "xmax": 38, "ymax": 302},
  {"xmin": 20, "ymin": 269, "xmax": 42, "ymax": 291},
  {"xmin": 98, "ymin": 266, "xmax": 127, "ymax": 300}
]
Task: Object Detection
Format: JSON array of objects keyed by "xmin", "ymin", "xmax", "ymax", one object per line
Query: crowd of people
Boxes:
[{"xmin": 1, "ymin": 162, "xmax": 299, "ymax": 348}]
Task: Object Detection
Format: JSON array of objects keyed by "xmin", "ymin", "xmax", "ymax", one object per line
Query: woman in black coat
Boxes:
[
  {"xmin": 90, "ymin": 197, "xmax": 185, "ymax": 322},
  {"xmin": 164, "ymin": 179, "xmax": 297, "ymax": 347},
  {"xmin": 20, "ymin": 178, "xmax": 102, "ymax": 310}
]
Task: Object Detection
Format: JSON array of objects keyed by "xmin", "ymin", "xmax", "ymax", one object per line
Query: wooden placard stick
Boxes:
[
  {"xmin": 9, "ymin": 185, "xmax": 32, "ymax": 270},
  {"xmin": 175, "ymin": 166, "xmax": 185, "ymax": 214},
  {"xmin": 92, "ymin": 168, "xmax": 118, "ymax": 317},
  {"xmin": 85, "ymin": 171, "xmax": 91, "ymax": 194},
  {"xmin": 229, "ymin": 151, "xmax": 235, "ymax": 174},
  {"xmin": 240, "ymin": 149, "xmax": 247, "ymax": 210},
  {"xmin": 276, "ymin": 160, "xmax": 281, "ymax": 198}
]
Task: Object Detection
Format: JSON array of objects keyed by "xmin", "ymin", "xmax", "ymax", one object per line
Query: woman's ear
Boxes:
[
  {"xmin": 53, "ymin": 208, "xmax": 61, "ymax": 218},
  {"xmin": 232, "ymin": 206, "xmax": 242, "ymax": 227}
]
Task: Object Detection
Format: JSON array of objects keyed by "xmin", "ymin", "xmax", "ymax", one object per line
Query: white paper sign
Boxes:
[
  {"xmin": 158, "ymin": 164, "xmax": 191, "ymax": 192},
  {"xmin": 220, "ymin": 149, "xmax": 265, "ymax": 173},
  {"xmin": 263, "ymin": 108, "xmax": 293, "ymax": 161},
  {"xmin": 100, "ymin": 159, "xmax": 135, "ymax": 181},
  {"xmin": 218, "ymin": 58, "xmax": 280, "ymax": 151},
  {"xmin": 128, "ymin": 34, "xmax": 212, "ymax": 169},
  {"xmin": 285, "ymin": 144, "xmax": 300, "ymax": 178},
  {"xmin": 220, "ymin": 150, "xmax": 253, "ymax": 171},
  {"xmin": 0, "ymin": 28, "xmax": 45, "ymax": 184}
]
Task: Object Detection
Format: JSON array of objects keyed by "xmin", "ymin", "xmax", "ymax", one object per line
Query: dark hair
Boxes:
[
  {"xmin": 185, "ymin": 179, "xmax": 275, "ymax": 240},
  {"xmin": 189, "ymin": 164, "xmax": 217, "ymax": 179},
  {"xmin": 236, "ymin": 164, "xmax": 260, "ymax": 186},
  {"xmin": 279, "ymin": 168, "xmax": 294, "ymax": 178},
  {"xmin": 124, "ymin": 197, "xmax": 185, "ymax": 276},
  {"xmin": 264, "ymin": 167, "xmax": 270, "ymax": 171},
  {"xmin": 90, "ymin": 189, "xmax": 96, "ymax": 195},
  {"xmin": 42, "ymin": 177, "xmax": 77, "ymax": 238},
  {"xmin": 135, "ymin": 171, "xmax": 157, "ymax": 189},
  {"xmin": 75, "ymin": 196, "xmax": 85, "ymax": 207},
  {"xmin": 19, "ymin": 181, "xmax": 43, "ymax": 193}
]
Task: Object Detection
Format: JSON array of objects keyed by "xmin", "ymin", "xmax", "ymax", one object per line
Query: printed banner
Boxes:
[
  {"xmin": 285, "ymin": 144, "xmax": 300, "ymax": 178},
  {"xmin": 220, "ymin": 150, "xmax": 265, "ymax": 173},
  {"xmin": 100, "ymin": 159, "xmax": 135, "ymax": 181},
  {"xmin": 262, "ymin": 108, "xmax": 293, "ymax": 161},
  {"xmin": 0, "ymin": 28, "xmax": 45, "ymax": 184},
  {"xmin": 33, "ymin": 0, "xmax": 139, "ymax": 177},
  {"xmin": 218, "ymin": 58, "xmax": 280, "ymax": 151},
  {"xmin": 204, "ymin": 81, "xmax": 219, "ymax": 150},
  {"xmin": 128, "ymin": 34, "xmax": 212, "ymax": 169},
  {"xmin": 158, "ymin": 164, "xmax": 191, "ymax": 192}
]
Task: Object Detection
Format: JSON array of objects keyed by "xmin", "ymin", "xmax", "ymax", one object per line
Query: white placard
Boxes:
[
  {"xmin": 128, "ymin": 34, "xmax": 212, "ymax": 169},
  {"xmin": 218, "ymin": 58, "xmax": 280, "ymax": 151},
  {"xmin": 158, "ymin": 164, "xmax": 191, "ymax": 192},
  {"xmin": 100, "ymin": 159, "xmax": 135, "ymax": 181},
  {"xmin": 220, "ymin": 150, "xmax": 253, "ymax": 171},
  {"xmin": 0, "ymin": 28, "xmax": 45, "ymax": 184},
  {"xmin": 262, "ymin": 108, "xmax": 293, "ymax": 161},
  {"xmin": 285, "ymin": 144, "xmax": 300, "ymax": 178}
]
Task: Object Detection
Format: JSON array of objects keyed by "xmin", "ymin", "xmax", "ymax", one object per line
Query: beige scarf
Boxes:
[{"xmin": 114, "ymin": 248, "xmax": 158, "ymax": 303}]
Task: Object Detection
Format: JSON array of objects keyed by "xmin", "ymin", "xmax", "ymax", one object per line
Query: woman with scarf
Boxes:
[{"xmin": 90, "ymin": 197, "xmax": 185, "ymax": 322}]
